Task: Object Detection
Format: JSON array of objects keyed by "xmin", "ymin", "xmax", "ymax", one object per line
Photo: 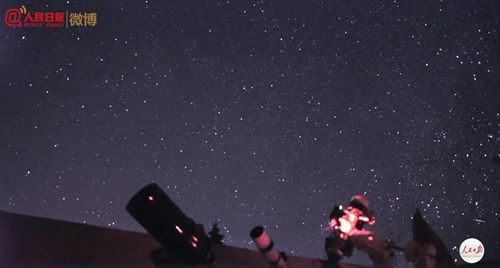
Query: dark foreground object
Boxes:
[
  {"xmin": 0, "ymin": 210, "xmax": 158, "ymax": 267},
  {"xmin": 1, "ymin": 211, "xmax": 499, "ymax": 267},
  {"xmin": 0, "ymin": 210, "xmax": 329, "ymax": 267},
  {"xmin": 126, "ymin": 183, "xmax": 212, "ymax": 264}
]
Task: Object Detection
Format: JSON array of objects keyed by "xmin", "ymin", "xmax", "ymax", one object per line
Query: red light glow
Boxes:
[
  {"xmin": 175, "ymin": 225, "xmax": 183, "ymax": 234},
  {"xmin": 339, "ymin": 218, "xmax": 353, "ymax": 234},
  {"xmin": 368, "ymin": 236, "xmax": 374, "ymax": 241},
  {"xmin": 358, "ymin": 216, "xmax": 369, "ymax": 222},
  {"xmin": 191, "ymin": 242, "xmax": 198, "ymax": 248},
  {"xmin": 148, "ymin": 195, "xmax": 154, "ymax": 201}
]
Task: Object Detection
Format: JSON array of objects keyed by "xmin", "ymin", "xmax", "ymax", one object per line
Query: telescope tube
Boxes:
[
  {"xmin": 126, "ymin": 183, "xmax": 210, "ymax": 260},
  {"xmin": 250, "ymin": 226, "xmax": 288, "ymax": 268}
]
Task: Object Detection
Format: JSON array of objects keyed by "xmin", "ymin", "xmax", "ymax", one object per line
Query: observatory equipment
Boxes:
[
  {"xmin": 250, "ymin": 226, "xmax": 288, "ymax": 268},
  {"xmin": 126, "ymin": 183, "xmax": 212, "ymax": 265}
]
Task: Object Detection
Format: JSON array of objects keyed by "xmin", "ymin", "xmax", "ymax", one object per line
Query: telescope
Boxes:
[
  {"xmin": 126, "ymin": 183, "xmax": 212, "ymax": 263},
  {"xmin": 250, "ymin": 226, "xmax": 288, "ymax": 268}
]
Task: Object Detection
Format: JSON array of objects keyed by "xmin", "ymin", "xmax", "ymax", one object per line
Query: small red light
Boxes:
[
  {"xmin": 192, "ymin": 236, "xmax": 199, "ymax": 242},
  {"xmin": 191, "ymin": 241, "xmax": 198, "ymax": 248},
  {"xmin": 175, "ymin": 225, "xmax": 183, "ymax": 234},
  {"xmin": 359, "ymin": 216, "xmax": 369, "ymax": 222},
  {"xmin": 368, "ymin": 236, "xmax": 374, "ymax": 241},
  {"xmin": 148, "ymin": 195, "xmax": 154, "ymax": 201}
]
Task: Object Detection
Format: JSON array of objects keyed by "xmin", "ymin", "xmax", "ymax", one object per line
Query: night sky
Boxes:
[{"xmin": 1, "ymin": 0, "xmax": 499, "ymax": 265}]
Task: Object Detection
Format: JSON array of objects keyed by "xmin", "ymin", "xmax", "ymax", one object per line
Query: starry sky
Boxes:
[{"xmin": 1, "ymin": 0, "xmax": 499, "ymax": 265}]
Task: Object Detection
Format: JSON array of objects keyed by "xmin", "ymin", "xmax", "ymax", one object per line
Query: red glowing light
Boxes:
[
  {"xmin": 192, "ymin": 236, "xmax": 199, "ymax": 242},
  {"xmin": 358, "ymin": 216, "xmax": 369, "ymax": 222},
  {"xmin": 338, "ymin": 218, "xmax": 353, "ymax": 234},
  {"xmin": 175, "ymin": 225, "xmax": 183, "ymax": 234},
  {"xmin": 148, "ymin": 195, "xmax": 154, "ymax": 201},
  {"xmin": 191, "ymin": 241, "xmax": 198, "ymax": 248},
  {"xmin": 368, "ymin": 236, "xmax": 374, "ymax": 241}
]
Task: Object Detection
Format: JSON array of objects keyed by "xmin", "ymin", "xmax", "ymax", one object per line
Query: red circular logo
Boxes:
[{"xmin": 4, "ymin": 8, "xmax": 22, "ymax": 28}]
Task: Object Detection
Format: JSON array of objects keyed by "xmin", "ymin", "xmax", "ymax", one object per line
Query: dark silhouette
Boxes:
[{"xmin": 208, "ymin": 223, "xmax": 224, "ymax": 244}]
